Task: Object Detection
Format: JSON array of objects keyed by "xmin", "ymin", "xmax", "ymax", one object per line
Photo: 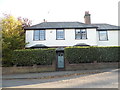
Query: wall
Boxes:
[
  {"xmin": 26, "ymin": 29, "xmax": 120, "ymax": 47},
  {"xmin": 65, "ymin": 62, "xmax": 118, "ymax": 71},
  {"xmin": 118, "ymin": 30, "xmax": 120, "ymax": 46},
  {"xmin": 25, "ymin": 28, "xmax": 97, "ymax": 48},
  {"xmin": 2, "ymin": 64, "xmax": 56, "ymax": 75},
  {"xmin": 97, "ymin": 30, "xmax": 119, "ymax": 46},
  {"xmin": 2, "ymin": 62, "xmax": 118, "ymax": 75}
]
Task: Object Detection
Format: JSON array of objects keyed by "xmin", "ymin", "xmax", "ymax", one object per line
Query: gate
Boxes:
[{"xmin": 56, "ymin": 51, "xmax": 65, "ymax": 70}]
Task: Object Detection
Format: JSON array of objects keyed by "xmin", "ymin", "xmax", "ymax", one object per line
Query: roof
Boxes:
[
  {"xmin": 24, "ymin": 22, "xmax": 98, "ymax": 30},
  {"xmin": 92, "ymin": 23, "xmax": 120, "ymax": 30},
  {"xmin": 24, "ymin": 22, "xmax": 120, "ymax": 30},
  {"xmin": 30, "ymin": 44, "xmax": 48, "ymax": 48},
  {"xmin": 74, "ymin": 43, "xmax": 90, "ymax": 46}
]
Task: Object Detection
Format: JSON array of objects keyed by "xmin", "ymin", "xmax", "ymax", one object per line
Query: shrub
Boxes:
[
  {"xmin": 65, "ymin": 46, "xmax": 119, "ymax": 64},
  {"xmin": 7, "ymin": 46, "xmax": 120, "ymax": 66},
  {"xmin": 12, "ymin": 48, "xmax": 56, "ymax": 66}
]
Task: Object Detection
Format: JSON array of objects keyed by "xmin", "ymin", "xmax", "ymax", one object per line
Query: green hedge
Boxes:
[
  {"xmin": 65, "ymin": 46, "xmax": 119, "ymax": 64},
  {"xmin": 6, "ymin": 46, "xmax": 120, "ymax": 66},
  {"xmin": 12, "ymin": 48, "xmax": 56, "ymax": 66}
]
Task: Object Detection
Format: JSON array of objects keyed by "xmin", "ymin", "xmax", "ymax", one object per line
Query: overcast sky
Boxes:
[{"xmin": 0, "ymin": 0, "xmax": 119, "ymax": 25}]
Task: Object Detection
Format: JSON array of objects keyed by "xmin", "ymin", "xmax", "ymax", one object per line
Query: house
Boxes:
[
  {"xmin": 24, "ymin": 11, "xmax": 119, "ymax": 70},
  {"xmin": 24, "ymin": 11, "xmax": 120, "ymax": 48}
]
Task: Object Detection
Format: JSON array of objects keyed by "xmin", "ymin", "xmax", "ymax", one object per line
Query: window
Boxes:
[
  {"xmin": 81, "ymin": 29, "xmax": 87, "ymax": 39},
  {"xmin": 99, "ymin": 31, "xmax": 108, "ymax": 41},
  {"xmin": 34, "ymin": 30, "xmax": 39, "ymax": 40},
  {"xmin": 56, "ymin": 29, "xmax": 65, "ymax": 40},
  {"xmin": 75, "ymin": 29, "xmax": 87, "ymax": 39},
  {"xmin": 34, "ymin": 30, "xmax": 45, "ymax": 40}
]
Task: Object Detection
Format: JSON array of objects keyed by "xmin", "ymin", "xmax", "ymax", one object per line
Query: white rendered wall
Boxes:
[
  {"xmin": 97, "ymin": 30, "xmax": 119, "ymax": 46},
  {"xmin": 25, "ymin": 28, "xmax": 97, "ymax": 48},
  {"xmin": 118, "ymin": 31, "xmax": 120, "ymax": 46}
]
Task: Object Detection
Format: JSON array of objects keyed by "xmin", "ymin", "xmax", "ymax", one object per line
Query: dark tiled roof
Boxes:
[
  {"xmin": 24, "ymin": 22, "xmax": 120, "ymax": 30},
  {"xmin": 24, "ymin": 22, "xmax": 98, "ymax": 30},
  {"xmin": 92, "ymin": 23, "xmax": 120, "ymax": 30}
]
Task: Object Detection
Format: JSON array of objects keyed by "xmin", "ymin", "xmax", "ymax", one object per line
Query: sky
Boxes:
[{"xmin": 0, "ymin": 0, "xmax": 119, "ymax": 26}]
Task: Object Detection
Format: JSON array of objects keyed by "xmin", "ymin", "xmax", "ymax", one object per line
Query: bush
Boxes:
[
  {"xmin": 12, "ymin": 48, "xmax": 56, "ymax": 66},
  {"xmin": 65, "ymin": 46, "xmax": 119, "ymax": 64},
  {"xmin": 5, "ymin": 46, "xmax": 120, "ymax": 66}
]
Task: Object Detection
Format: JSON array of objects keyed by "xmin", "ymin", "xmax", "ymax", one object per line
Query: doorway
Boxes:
[{"xmin": 56, "ymin": 51, "xmax": 65, "ymax": 70}]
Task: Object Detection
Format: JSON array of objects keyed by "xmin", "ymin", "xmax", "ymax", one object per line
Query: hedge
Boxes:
[
  {"xmin": 12, "ymin": 48, "xmax": 56, "ymax": 66},
  {"xmin": 5, "ymin": 46, "xmax": 120, "ymax": 66},
  {"xmin": 65, "ymin": 46, "xmax": 119, "ymax": 64}
]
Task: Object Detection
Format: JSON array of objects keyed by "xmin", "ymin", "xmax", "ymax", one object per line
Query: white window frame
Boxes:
[
  {"xmin": 56, "ymin": 29, "xmax": 65, "ymax": 40},
  {"xmin": 75, "ymin": 29, "xmax": 87, "ymax": 39},
  {"xmin": 99, "ymin": 31, "xmax": 108, "ymax": 41},
  {"xmin": 34, "ymin": 30, "xmax": 46, "ymax": 41}
]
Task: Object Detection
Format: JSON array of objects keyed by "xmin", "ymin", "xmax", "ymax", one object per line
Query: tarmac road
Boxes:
[{"xmin": 3, "ymin": 69, "xmax": 119, "ymax": 88}]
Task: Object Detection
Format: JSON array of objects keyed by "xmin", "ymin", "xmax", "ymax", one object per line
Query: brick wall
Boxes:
[
  {"xmin": 2, "ymin": 65, "xmax": 55, "ymax": 75},
  {"xmin": 65, "ymin": 62, "xmax": 118, "ymax": 71},
  {"xmin": 2, "ymin": 62, "xmax": 118, "ymax": 75}
]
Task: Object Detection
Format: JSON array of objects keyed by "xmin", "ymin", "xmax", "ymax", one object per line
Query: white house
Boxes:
[{"xmin": 24, "ymin": 12, "xmax": 120, "ymax": 48}]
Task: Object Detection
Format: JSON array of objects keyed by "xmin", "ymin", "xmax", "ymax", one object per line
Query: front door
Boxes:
[{"xmin": 57, "ymin": 52, "xmax": 64, "ymax": 70}]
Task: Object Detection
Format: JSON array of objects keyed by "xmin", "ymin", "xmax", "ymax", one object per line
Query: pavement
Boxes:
[
  {"xmin": 2, "ymin": 69, "xmax": 119, "ymax": 88},
  {"xmin": 2, "ymin": 68, "xmax": 117, "ymax": 80}
]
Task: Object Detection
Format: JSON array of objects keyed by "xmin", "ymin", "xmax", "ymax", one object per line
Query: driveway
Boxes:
[{"xmin": 2, "ymin": 69, "xmax": 119, "ymax": 88}]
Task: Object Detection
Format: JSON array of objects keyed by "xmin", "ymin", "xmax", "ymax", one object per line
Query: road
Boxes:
[{"xmin": 3, "ymin": 69, "xmax": 119, "ymax": 88}]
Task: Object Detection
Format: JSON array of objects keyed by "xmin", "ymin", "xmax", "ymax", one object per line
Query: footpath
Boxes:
[{"xmin": 2, "ymin": 69, "xmax": 115, "ymax": 80}]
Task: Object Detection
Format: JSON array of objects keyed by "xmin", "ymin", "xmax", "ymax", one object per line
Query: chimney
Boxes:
[
  {"xmin": 43, "ymin": 19, "xmax": 47, "ymax": 22},
  {"xmin": 84, "ymin": 11, "xmax": 91, "ymax": 24}
]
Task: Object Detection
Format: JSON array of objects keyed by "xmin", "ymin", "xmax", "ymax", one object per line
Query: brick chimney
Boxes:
[{"xmin": 84, "ymin": 11, "xmax": 91, "ymax": 24}]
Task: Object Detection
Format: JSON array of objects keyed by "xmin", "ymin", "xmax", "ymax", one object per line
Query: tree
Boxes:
[
  {"xmin": 17, "ymin": 17, "xmax": 32, "ymax": 28},
  {"xmin": 1, "ymin": 14, "xmax": 29, "ymax": 66}
]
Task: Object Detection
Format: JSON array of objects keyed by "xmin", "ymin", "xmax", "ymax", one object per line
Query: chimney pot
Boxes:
[{"xmin": 43, "ymin": 19, "xmax": 47, "ymax": 22}]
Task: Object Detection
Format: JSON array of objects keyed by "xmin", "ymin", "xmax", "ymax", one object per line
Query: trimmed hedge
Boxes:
[
  {"xmin": 9, "ymin": 46, "xmax": 120, "ymax": 66},
  {"xmin": 12, "ymin": 49, "xmax": 56, "ymax": 66},
  {"xmin": 65, "ymin": 46, "xmax": 119, "ymax": 64}
]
